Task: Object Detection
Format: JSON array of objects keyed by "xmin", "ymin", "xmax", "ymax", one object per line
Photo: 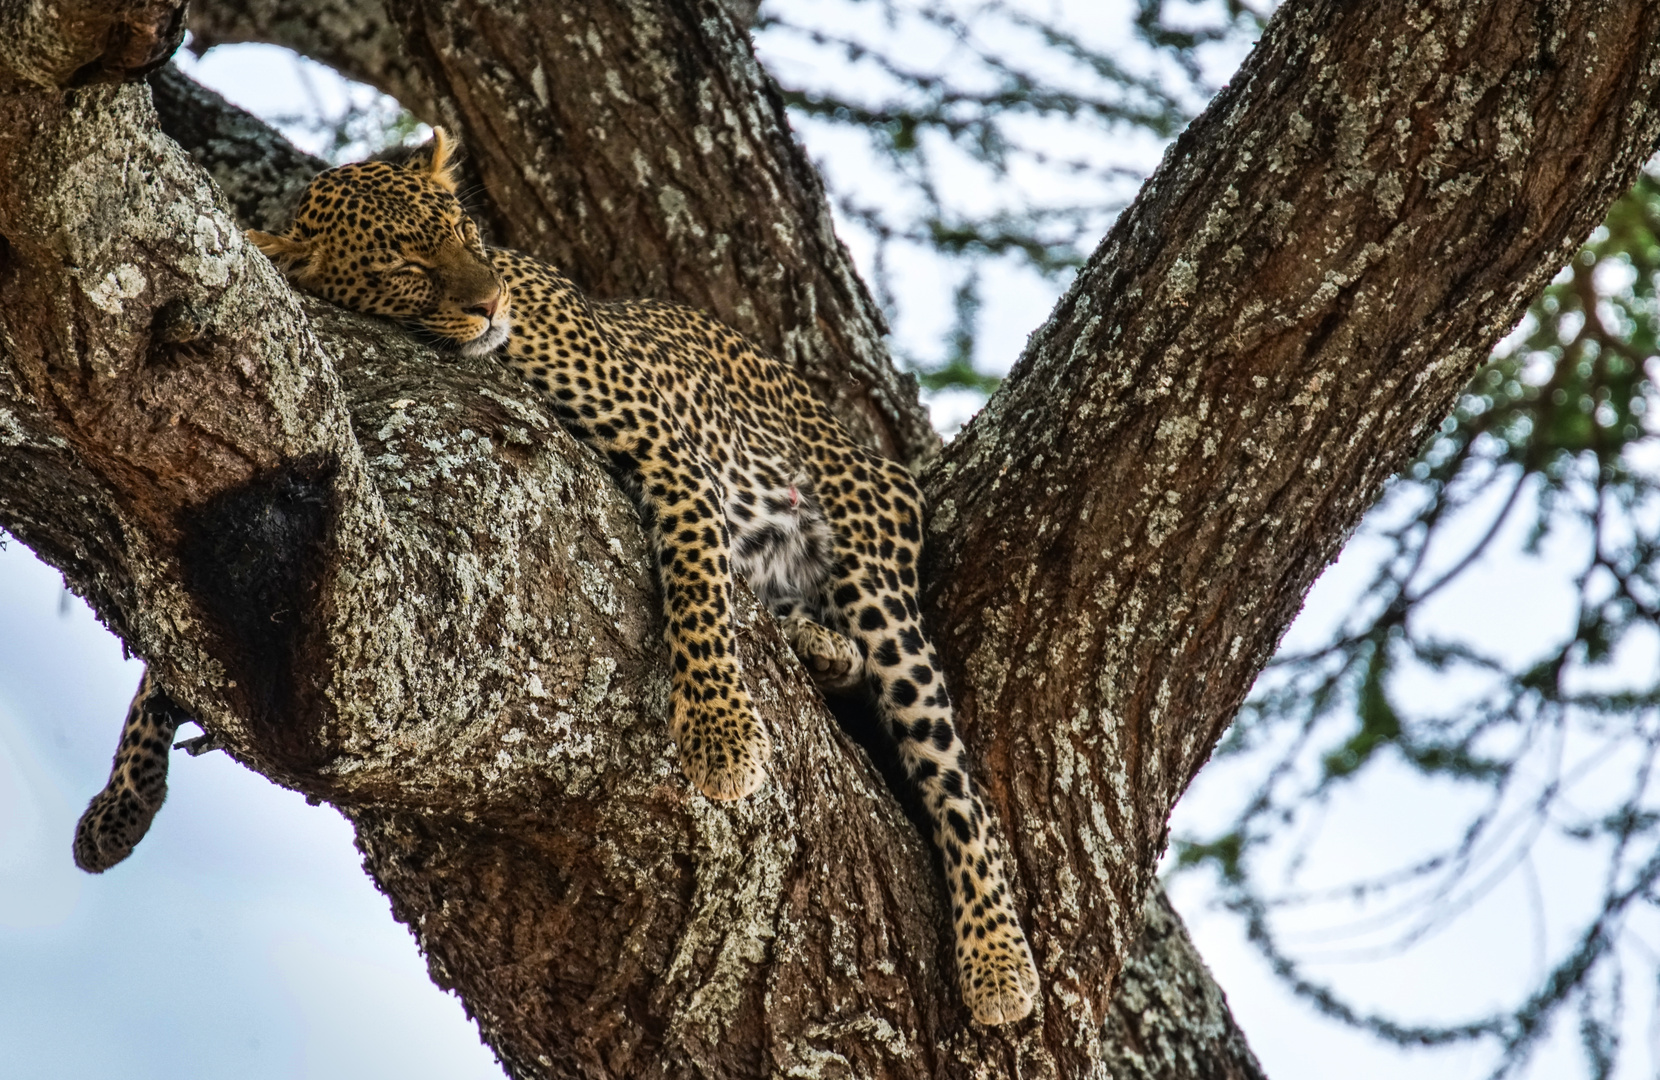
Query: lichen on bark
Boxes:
[{"xmin": 3, "ymin": 1, "xmax": 1660, "ymax": 1077}]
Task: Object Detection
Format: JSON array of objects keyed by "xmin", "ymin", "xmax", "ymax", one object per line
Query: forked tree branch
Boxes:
[
  {"xmin": 2, "ymin": 1, "xmax": 1657, "ymax": 1078},
  {"xmin": 150, "ymin": 63, "xmax": 1268, "ymax": 1075}
]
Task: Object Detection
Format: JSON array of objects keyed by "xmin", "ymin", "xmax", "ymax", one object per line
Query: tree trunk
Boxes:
[{"xmin": 1, "ymin": 1, "xmax": 1655, "ymax": 1077}]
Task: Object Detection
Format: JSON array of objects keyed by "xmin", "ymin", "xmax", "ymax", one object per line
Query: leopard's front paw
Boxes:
[
  {"xmin": 670, "ymin": 689, "xmax": 771, "ymax": 800},
  {"xmin": 782, "ymin": 615, "xmax": 865, "ymax": 691},
  {"xmin": 958, "ymin": 926, "xmax": 1039, "ymax": 1025}
]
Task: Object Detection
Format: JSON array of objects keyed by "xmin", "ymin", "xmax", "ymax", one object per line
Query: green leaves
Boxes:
[
  {"xmin": 1476, "ymin": 177, "xmax": 1660, "ymax": 478},
  {"xmin": 1321, "ymin": 638, "xmax": 1401, "ymax": 779}
]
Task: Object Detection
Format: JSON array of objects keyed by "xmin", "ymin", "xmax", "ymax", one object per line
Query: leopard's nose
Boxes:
[{"xmin": 466, "ymin": 288, "xmax": 502, "ymax": 321}]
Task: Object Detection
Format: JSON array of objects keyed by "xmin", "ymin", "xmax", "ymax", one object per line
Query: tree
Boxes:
[
  {"xmin": 1172, "ymin": 169, "xmax": 1660, "ymax": 1077},
  {"xmin": 1, "ymin": 0, "xmax": 1656, "ymax": 1076}
]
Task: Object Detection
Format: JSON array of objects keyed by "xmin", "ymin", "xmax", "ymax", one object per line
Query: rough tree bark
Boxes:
[{"xmin": 1, "ymin": 1, "xmax": 1656, "ymax": 1078}]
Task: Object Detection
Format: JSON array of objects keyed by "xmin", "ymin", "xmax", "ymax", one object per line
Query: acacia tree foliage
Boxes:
[
  {"xmin": 2, "ymin": 2, "xmax": 1658, "ymax": 1079},
  {"xmin": 1174, "ymin": 170, "xmax": 1660, "ymax": 1079},
  {"xmin": 754, "ymin": 0, "xmax": 1265, "ymax": 386}
]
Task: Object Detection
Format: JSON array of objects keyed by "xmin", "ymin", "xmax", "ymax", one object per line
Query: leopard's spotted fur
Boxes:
[{"xmin": 75, "ymin": 131, "xmax": 1039, "ymax": 1024}]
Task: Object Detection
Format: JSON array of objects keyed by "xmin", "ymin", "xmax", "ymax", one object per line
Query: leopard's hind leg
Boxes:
[
  {"xmin": 822, "ymin": 484, "xmax": 1039, "ymax": 1025},
  {"xmin": 525, "ymin": 326, "xmax": 772, "ymax": 801},
  {"xmin": 845, "ymin": 596, "xmax": 1039, "ymax": 1023},
  {"xmin": 74, "ymin": 670, "xmax": 188, "ymax": 872}
]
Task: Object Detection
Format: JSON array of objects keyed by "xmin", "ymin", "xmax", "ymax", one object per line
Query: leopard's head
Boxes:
[{"xmin": 247, "ymin": 129, "xmax": 511, "ymax": 356}]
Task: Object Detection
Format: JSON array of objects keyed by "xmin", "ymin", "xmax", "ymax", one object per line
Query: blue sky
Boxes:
[{"xmin": 0, "ymin": 539, "xmax": 504, "ymax": 1078}]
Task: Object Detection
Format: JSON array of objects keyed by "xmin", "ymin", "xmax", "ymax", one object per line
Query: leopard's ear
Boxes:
[
  {"xmin": 405, "ymin": 127, "xmax": 460, "ymax": 193},
  {"xmin": 246, "ymin": 228, "xmax": 312, "ymax": 272}
]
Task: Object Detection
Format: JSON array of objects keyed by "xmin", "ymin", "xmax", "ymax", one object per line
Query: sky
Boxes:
[
  {"xmin": 0, "ymin": 539, "xmax": 503, "ymax": 1079},
  {"xmin": 3, "ymin": 4, "xmax": 1658, "ymax": 1079}
]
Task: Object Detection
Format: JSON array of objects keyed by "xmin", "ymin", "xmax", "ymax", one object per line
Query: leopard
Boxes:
[{"xmin": 74, "ymin": 130, "xmax": 1040, "ymax": 1025}]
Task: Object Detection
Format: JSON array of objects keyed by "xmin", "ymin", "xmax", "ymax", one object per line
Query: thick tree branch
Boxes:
[
  {"xmin": 187, "ymin": 0, "xmax": 441, "ymax": 120},
  {"xmin": 1105, "ymin": 888, "xmax": 1267, "ymax": 1080},
  {"xmin": 9, "ymin": 2, "xmax": 1660, "ymax": 1078},
  {"xmin": 148, "ymin": 64, "xmax": 325, "ymax": 232},
  {"xmin": 925, "ymin": 0, "xmax": 1660, "ymax": 1055},
  {"xmin": 117, "ymin": 67, "xmax": 1268, "ymax": 1077},
  {"xmin": 0, "ymin": 63, "xmax": 959, "ymax": 1077},
  {"xmin": 0, "ymin": 0, "xmax": 185, "ymax": 90}
]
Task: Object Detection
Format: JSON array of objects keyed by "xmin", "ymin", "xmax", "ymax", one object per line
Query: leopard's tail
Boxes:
[{"xmin": 74, "ymin": 670, "xmax": 187, "ymax": 873}]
